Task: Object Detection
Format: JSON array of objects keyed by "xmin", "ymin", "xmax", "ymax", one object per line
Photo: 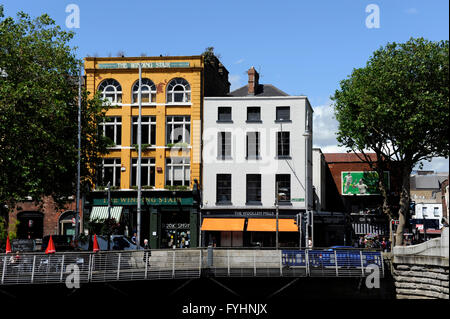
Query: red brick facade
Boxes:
[
  {"xmin": 442, "ymin": 178, "xmax": 449, "ymax": 220},
  {"xmin": 8, "ymin": 196, "xmax": 79, "ymax": 238}
]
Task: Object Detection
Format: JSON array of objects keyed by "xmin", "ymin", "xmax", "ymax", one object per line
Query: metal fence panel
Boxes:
[{"xmin": 0, "ymin": 248, "xmax": 384, "ymax": 285}]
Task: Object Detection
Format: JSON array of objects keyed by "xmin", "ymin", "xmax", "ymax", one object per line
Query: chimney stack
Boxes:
[{"xmin": 247, "ymin": 66, "xmax": 259, "ymax": 95}]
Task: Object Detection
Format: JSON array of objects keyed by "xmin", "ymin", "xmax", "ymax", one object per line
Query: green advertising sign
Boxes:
[
  {"xmin": 341, "ymin": 171, "xmax": 389, "ymax": 195},
  {"xmin": 98, "ymin": 62, "xmax": 190, "ymax": 69},
  {"xmin": 93, "ymin": 197, "xmax": 193, "ymax": 206}
]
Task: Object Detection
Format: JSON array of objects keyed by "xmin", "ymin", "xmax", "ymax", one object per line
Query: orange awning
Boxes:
[
  {"xmin": 247, "ymin": 218, "xmax": 299, "ymax": 232},
  {"xmin": 201, "ymin": 218, "xmax": 245, "ymax": 231}
]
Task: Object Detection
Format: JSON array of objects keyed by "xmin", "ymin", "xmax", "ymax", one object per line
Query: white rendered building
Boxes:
[{"xmin": 201, "ymin": 67, "xmax": 313, "ymax": 247}]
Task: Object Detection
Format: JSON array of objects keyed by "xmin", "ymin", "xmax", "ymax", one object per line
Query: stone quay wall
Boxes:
[{"xmin": 392, "ymin": 227, "xmax": 449, "ymax": 299}]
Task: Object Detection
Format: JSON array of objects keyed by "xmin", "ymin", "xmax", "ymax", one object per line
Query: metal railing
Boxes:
[{"xmin": 0, "ymin": 249, "xmax": 384, "ymax": 286}]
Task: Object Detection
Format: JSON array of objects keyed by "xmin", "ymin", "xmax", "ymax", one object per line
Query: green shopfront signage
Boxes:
[
  {"xmin": 93, "ymin": 197, "xmax": 193, "ymax": 206},
  {"xmin": 98, "ymin": 62, "xmax": 190, "ymax": 69},
  {"xmin": 341, "ymin": 171, "xmax": 390, "ymax": 195}
]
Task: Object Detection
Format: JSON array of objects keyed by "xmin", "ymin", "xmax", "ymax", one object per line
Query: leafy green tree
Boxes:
[
  {"xmin": 0, "ymin": 8, "xmax": 110, "ymax": 215},
  {"xmin": 332, "ymin": 38, "xmax": 449, "ymax": 245}
]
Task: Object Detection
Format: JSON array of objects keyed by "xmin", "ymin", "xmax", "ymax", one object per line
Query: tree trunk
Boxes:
[{"xmin": 395, "ymin": 167, "xmax": 411, "ymax": 246}]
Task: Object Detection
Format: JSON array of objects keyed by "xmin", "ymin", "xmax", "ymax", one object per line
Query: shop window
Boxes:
[
  {"xmin": 98, "ymin": 79, "xmax": 122, "ymax": 104},
  {"xmin": 132, "ymin": 116, "xmax": 156, "ymax": 145},
  {"xmin": 167, "ymin": 78, "xmax": 191, "ymax": 103},
  {"xmin": 132, "ymin": 78, "xmax": 156, "ymax": 104}
]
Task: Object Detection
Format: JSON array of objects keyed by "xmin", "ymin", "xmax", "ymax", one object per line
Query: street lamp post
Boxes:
[
  {"xmin": 276, "ymin": 182, "xmax": 279, "ymax": 249},
  {"xmin": 75, "ymin": 63, "xmax": 82, "ymax": 241},
  {"xmin": 303, "ymin": 124, "xmax": 312, "ymax": 248},
  {"xmin": 136, "ymin": 63, "xmax": 142, "ymax": 250},
  {"xmin": 106, "ymin": 181, "xmax": 111, "ymax": 251}
]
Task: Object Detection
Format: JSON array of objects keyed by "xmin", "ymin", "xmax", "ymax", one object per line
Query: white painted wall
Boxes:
[
  {"xmin": 312, "ymin": 148, "xmax": 326, "ymax": 211},
  {"xmin": 202, "ymin": 96, "xmax": 312, "ymax": 210},
  {"xmin": 413, "ymin": 203, "xmax": 443, "ymax": 228}
]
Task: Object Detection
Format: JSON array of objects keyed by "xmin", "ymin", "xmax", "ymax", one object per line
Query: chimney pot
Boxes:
[{"xmin": 247, "ymin": 66, "xmax": 259, "ymax": 95}]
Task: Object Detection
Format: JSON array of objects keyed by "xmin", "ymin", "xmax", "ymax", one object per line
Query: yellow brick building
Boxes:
[{"xmin": 83, "ymin": 55, "xmax": 229, "ymax": 248}]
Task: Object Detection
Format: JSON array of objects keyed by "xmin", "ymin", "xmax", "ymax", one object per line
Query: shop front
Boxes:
[
  {"xmin": 85, "ymin": 190, "xmax": 200, "ymax": 248},
  {"xmin": 200, "ymin": 209, "xmax": 301, "ymax": 248}
]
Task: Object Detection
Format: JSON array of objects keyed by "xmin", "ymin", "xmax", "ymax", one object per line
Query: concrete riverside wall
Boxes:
[
  {"xmin": 146, "ymin": 249, "xmax": 281, "ymax": 270},
  {"xmin": 392, "ymin": 227, "xmax": 449, "ymax": 299}
]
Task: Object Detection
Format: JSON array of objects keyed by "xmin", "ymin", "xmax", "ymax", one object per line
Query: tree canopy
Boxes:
[
  {"xmin": 332, "ymin": 37, "xmax": 449, "ymax": 245},
  {"xmin": 0, "ymin": 8, "xmax": 109, "ymax": 211}
]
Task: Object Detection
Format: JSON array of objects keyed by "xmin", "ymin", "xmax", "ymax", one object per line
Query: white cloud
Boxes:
[
  {"xmin": 414, "ymin": 157, "xmax": 449, "ymax": 173},
  {"xmin": 312, "ymin": 102, "xmax": 347, "ymax": 151},
  {"xmin": 312, "ymin": 102, "xmax": 449, "ymax": 172},
  {"xmin": 235, "ymin": 58, "xmax": 245, "ymax": 64},
  {"xmin": 229, "ymin": 74, "xmax": 242, "ymax": 91}
]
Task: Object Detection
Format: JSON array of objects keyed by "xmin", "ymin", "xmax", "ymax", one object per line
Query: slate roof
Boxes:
[
  {"xmin": 323, "ymin": 153, "xmax": 378, "ymax": 163},
  {"xmin": 228, "ymin": 84, "xmax": 289, "ymax": 97},
  {"xmin": 410, "ymin": 175, "xmax": 448, "ymax": 190}
]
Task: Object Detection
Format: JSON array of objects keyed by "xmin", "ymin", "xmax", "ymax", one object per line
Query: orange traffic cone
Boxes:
[
  {"xmin": 5, "ymin": 235, "xmax": 11, "ymax": 254},
  {"xmin": 45, "ymin": 235, "xmax": 56, "ymax": 254},
  {"xmin": 93, "ymin": 234, "xmax": 99, "ymax": 252}
]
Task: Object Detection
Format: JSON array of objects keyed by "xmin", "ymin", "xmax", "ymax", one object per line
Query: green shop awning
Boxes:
[{"xmin": 89, "ymin": 206, "xmax": 123, "ymax": 222}]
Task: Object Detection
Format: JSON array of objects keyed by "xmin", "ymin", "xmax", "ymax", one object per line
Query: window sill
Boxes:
[
  {"xmin": 274, "ymin": 120, "xmax": 292, "ymax": 123},
  {"xmin": 166, "ymin": 102, "xmax": 192, "ymax": 106},
  {"xmin": 217, "ymin": 156, "xmax": 233, "ymax": 160},
  {"xmin": 216, "ymin": 120, "xmax": 233, "ymax": 124},
  {"xmin": 246, "ymin": 120, "xmax": 262, "ymax": 123},
  {"xmin": 276, "ymin": 201, "xmax": 292, "ymax": 206},
  {"xmin": 216, "ymin": 202, "xmax": 233, "ymax": 206},
  {"xmin": 246, "ymin": 156, "xmax": 262, "ymax": 160},
  {"xmin": 276, "ymin": 156, "xmax": 291, "ymax": 160},
  {"xmin": 245, "ymin": 202, "xmax": 262, "ymax": 206},
  {"xmin": 131, "ymin": 104, "xmax": 157, "ymax": 107}
]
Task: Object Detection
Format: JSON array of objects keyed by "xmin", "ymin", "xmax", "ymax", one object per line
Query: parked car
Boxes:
[
  {"xmin": 11, "ymin": 239, "xmax": 36, "ymax": 252},
  {"xmin": 41, "ymin": 235, "xmax": 75, "ymax": 252},
  {"xmin": 78, "ymin": 235, "xmax": 142, "ymax": 251}
]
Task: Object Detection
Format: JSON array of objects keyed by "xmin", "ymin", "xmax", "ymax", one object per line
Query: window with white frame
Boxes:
[
  {"xmin": 246, "ymin": 132, "xmax": 260, "ymax": 159},
  {"xmin": 166, "ymin": 116, "xmax": 190, "ymax": 145},
  {"xmin": 217, "ymin": 132, "xmax": 232, "ymax": 159},
  {"xmin": 132, "ymin": 78, "xmax": 156, "ymax": 104},
  {"xmin": 422, "ymin": 206, "xmax": 428, "ymax": 217},
  {"xmin": 98, "ymin": 79, "xmax": 122, "ymax": 104},
  {"xmin": 166, "ymin": 157, "xmax": 190, "ymax": 186},
  {"xmin": 132, "ymin": 116, "xmax": 156, "ymax": 145},
  {"xmin": 100, "ymin": 116, "xmax": 122, "ymax": 146},
  {"xmin": 433, "ymin": 207, "xmax": 440, "ymax": 217},
  {"xmin": 166, "ymin": 78, "xmax": 191, "ymax": 103},
  {"xmin": 131, "ymin": 158, "xmax": 155, "ymax": 187},
  {"xmin": 101, "ymin": 158, "xmax": 121, "ymax": 187}
]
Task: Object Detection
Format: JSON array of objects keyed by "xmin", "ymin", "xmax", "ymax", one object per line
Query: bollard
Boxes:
[{"xmin": 207, "ymin": 245, "xmax": 213, "ymax": 267}]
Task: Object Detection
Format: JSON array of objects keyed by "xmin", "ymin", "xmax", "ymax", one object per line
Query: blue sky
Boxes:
[{"xmin": 2, "ymin": 0, "xmax": 449, "ymax": 171}]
